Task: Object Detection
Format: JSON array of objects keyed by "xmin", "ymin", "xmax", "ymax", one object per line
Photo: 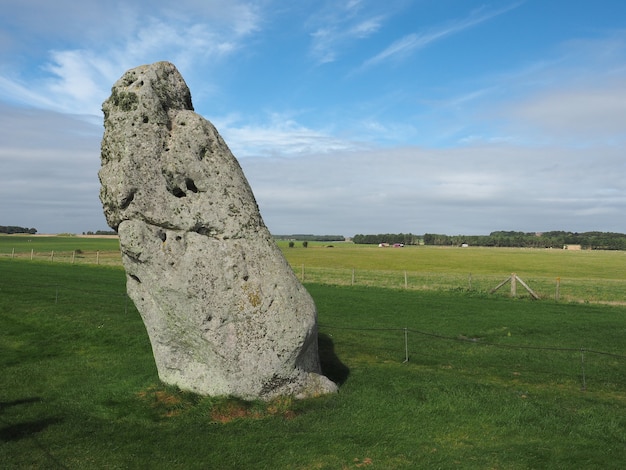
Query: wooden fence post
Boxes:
[
  {"xmin": 511, "ymin": 273, "xmax": 516, "ymax": 297},
  {"xmin": 514, "ymin": 274, "xmax": 540, "ymax": 300},
  {"xmin": 555, "ymin": 277, "xmax": 561, "ymax": 301}
]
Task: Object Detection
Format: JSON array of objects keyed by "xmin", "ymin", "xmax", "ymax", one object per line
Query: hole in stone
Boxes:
[
  {"xmin": 185, "ymin": 178, "xmax": 198, "ymax": 193},
  {"xmin": 143, "ymin": 116, "xmax": 149, "ymax": 123},
  {"xmin": 175, "ymin": 236, "xmax": 182, "ymax": 241},
  {"xmin": 120, "ymin": 190, "xmax": 135, "ymax": 209},
  {"xmin": 130, "ymin": 274, "xmax": 141, "ymax": 283},
  {"xmin": 243, "ymin": 275, "xmax": 249, "ymax": 281},
  {"xmin": 158, "ymin": 231, "xmax": 167, "ymax": 242},
  {"xmin": 171, "ymin": 187, "xmax": 186, "ymax": 198},
  {"xmin": 194, "ymin": 227, "xmax": 211, "ymax": 236}
]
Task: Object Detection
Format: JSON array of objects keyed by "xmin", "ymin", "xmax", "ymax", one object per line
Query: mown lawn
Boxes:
[{"xmin": 1, "ymin": 259, "xmax": 626, "ymax": 468}]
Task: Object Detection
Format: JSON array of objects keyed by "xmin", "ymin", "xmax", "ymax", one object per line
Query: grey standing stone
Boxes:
[{"xmin": 99, "ymin": 61, "xmax": 337, "ymax": 400}]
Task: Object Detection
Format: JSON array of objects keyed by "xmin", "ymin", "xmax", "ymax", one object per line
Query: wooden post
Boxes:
[
  {"xmin": 96, "ymin": 251, "xmax": 100, "ymax": 265},
  {"xmin": 403, "ymin": 328, "xmax": 409, "ymax": 363},
  {"xmin": 404, "ymin": 271, "xmax": 408, "ymax": 289},
  {"xmin": 555, "ymin": 277, "xmax": 561, "ymax": 301},
  {"xmin": 301, "ymin": 264, "xmax": 305, "ymax": 282},
  {"xmin": 11, "ymin": 248, "xmax": 15, "ymax": 259},
  {"xmin": 515, "ymin": 275, "xmax": 540, "ymax": 300},
  {"xmin": 490, "ymin": 276, "xmax": 511, "ymax": 294},
  {"xmin": 351, "ymin": 268, "xmax": 355, "ymax": 286},
  {"xmin": 511, "ymin": 273, "xmax": 517, "ymax": 297},
  {"xmin": 72, "ymin": 251, "xmax": 76, "ymax": 264},
  {"xmin": 50, "ymin": 250, "xmax": 54, "ymax": 262},
  {"xmin": 30, "ymin": 249, "xmax": 34, "ymax": 260}
]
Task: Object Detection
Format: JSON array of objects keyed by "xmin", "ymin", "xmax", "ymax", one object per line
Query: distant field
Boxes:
[
  {"xmin": 276, "ymin": 241, "xmax": 626, "ymax": 303},
  {"xmin": 0, "ymin": 234, "xmax": 121, "ymax": 265},
  {"xmin": 2, "ymin": 235, "xmax": 625, "ymax": 302}
]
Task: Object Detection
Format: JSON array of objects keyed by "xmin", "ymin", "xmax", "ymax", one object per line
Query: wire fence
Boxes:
[
  {"xmin": 0, "ymin": 249, "xmax": 122, "ymax": 266},
  {"xmin": 3, "ymin": 278, "xmax": 626, "ymax": 395},
  {"xmin": 295, "ymin": 265, "xmax": 626, "ymax": 304},
  {"xmin": 2, "ymin": 250, "xmax": 625, "ymax": 303},
  {"xmin": 318, "ymin": 323, "xmax": 626, "ymax": 393}
]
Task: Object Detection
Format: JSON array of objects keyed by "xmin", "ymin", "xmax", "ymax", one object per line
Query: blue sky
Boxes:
[{"xmin": 1, "ymin": 0, "xmax": 625, "ymax": 236}]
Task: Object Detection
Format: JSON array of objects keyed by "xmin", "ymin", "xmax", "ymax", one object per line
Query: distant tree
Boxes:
[
  {"xmin": 0, "ymin": 225, "xmax": 37, "ymax": 235},
  {"xmin": 302, "ymin": 241, "xmax": 308, "ymax": 248},
  {"xmin": 353, "ymin": 233, "xmax": 420, "ymax": 245},
  {"xmin": 288, "ymin": 241, "xmax": 295, "ymax": 248}
]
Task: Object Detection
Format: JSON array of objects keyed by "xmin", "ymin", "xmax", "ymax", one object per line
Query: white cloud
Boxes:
[
  {"xmin": 218, "ymin": 114, "xmax": 368, "ymax": 157},
  {"xmin": 0, "ymin": 104, "xmax": 105, "ymax": 233},
  {"xmin": 240, "ymin": 143, "xmax": 626, "ymax": 235},
  {"xmin": 360, "ymin": 3, "xmax": 522, "ymax": 70},
  {"xmin": 307, "ymin": 1, "xmax": 386, "ymax": 64},
  {"xmin": 508, "ymin": 82, "xmax": 626, "ymax": 143},
  {"xmin": 0, "ymin": 0, "xmax": 263, "ymax": 115}
]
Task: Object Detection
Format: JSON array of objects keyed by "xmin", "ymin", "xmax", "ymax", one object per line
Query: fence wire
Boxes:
[
  {"xmin": 318, "ymin": 322, "xmax": 626, "ymax": 393},
  {"xmin": 3, "ymin": 280, "xmax": 626, "ymax": 393}
]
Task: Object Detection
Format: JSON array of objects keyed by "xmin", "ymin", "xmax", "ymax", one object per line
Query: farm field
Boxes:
[
  {"xmin": 2, "ymin": 235, "xmax": 625, "ymax": 303},
  {"xmin": 1, "ymin": 259, "xmax": 625, "ymax": 468}
]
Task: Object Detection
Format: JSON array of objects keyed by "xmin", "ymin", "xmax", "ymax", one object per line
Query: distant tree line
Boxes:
[
  {"xmin": 0, "ymin": 225, "xmax": 37, "ymax": 234},
  {"xmin": 423, "ymin": 231, "xmax": 626, "ymax": 250},
  {"xmin": 273, "ymin": 234, "xmax": 345, "ymax": 241},
  {"xmin": 352, "ymin": 233, "xmax": 420, "ymax": 245},
  {"xmin": 83, "ymin": 230, "xmax": 117, "ymax": 236}
]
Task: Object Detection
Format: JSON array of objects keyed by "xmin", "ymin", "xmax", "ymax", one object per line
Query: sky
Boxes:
[{"xmin": 1, "ymin": 0, "xmax": 625, "ymax": 236}]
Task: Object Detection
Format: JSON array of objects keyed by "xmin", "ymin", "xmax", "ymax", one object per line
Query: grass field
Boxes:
[
  {"xmin": 2, "ymin": 235, "xmax": 625, "ymax": 303},
  {"xmin": 1, "ymin": 258, "xmax": 626, "ymax": 468}
]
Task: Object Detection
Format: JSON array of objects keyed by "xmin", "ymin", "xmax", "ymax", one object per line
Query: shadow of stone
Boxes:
[
  {"xmin": 0, "ymin": 397, "xmax": 43, "ymax": 412},
  {"xmin": 0, "ymin": 417, "xmax": 62, "ymax": 442},
  {"xmin": 0, "ymin": 397, "xmax": 59, "ymax": 443},
  {"xmin": 318, "ymin": 332, "xmax": 350, "ymax": 386}
]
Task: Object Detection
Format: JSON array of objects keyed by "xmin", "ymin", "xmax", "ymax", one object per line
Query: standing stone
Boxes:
[{"xmin": 99, "ymin": 61, "xmax": 337, "ymax": 400}]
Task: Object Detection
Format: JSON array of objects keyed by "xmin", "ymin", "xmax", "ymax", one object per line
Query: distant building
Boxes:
[{"xmin": 563, "ymin": 244, "xmax": 582, "ymax": 250}]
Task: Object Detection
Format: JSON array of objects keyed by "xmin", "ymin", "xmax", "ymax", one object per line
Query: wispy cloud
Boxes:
[
  {"xmin": 217, "ymin": 112, "xmax": 368, "ymax": 157},
  {"xmin": 308, "ymin": 1, "xmax": 387, "ymax": 64},
  {"xmin": 360, "ymin": 2, "xmax": 523, "ymax": 70}
]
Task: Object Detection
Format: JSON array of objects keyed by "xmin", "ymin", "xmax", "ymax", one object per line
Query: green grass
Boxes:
[{"xmin": 1, "ymin": 259, "xmax": 626, "ymax": 468}]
